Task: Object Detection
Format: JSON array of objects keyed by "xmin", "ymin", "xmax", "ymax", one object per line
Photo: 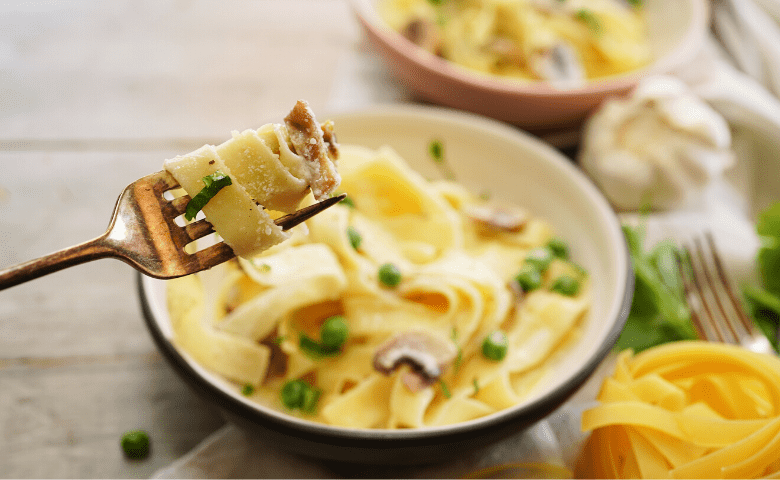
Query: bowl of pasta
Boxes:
[
  {"xmin": 351, "ymin": 0, "xmax": 708, "ymax": 136},
  {"xmin": 138, "ymin": 104, "xmax": 633, "ymax": 464}
]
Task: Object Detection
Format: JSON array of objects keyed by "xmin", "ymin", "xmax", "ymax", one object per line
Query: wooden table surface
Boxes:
[{"xmin": 0, "ymin": 1, "xmax": 410, "ymax": 477}]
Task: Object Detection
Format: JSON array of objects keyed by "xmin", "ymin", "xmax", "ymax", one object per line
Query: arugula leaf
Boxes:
[
  {"xmin": 757, "ymin": 202, "xmax": 780, "ymax": 295},
  {"xmin": 616, "ymin": 224, "xmax": 697, "ymax": 352},
  {"xmin": 742, "ymin": 201, "xmax": 780, "ymax": 353}
]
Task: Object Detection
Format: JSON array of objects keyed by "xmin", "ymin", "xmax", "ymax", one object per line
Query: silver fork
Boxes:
[
  {"xmin": 0, "ymin": 170, "xmax": 344, "ymax": 290},
  {"xmin": 678, "ymin": 232, "xmax": 775, "ymax": 354}
]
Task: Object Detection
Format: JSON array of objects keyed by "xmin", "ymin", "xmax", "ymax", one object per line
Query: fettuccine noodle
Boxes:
[
  {"xmin": 576, "ymin": 341, "xmax": 780, "ymax": 479},
  {"xmin": 167, "ymin": 143, "xmax": 591, "ymax": 428},
  {"xmin": 379, "ymin": 0, "xmax": 650, "ymax": 84}
]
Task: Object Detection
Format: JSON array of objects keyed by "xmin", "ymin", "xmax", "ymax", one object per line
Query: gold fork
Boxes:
[
  {"xmin": 0, "ymin": 170, "xmax": 344, "ymax": 290},
  {"xmin": 678, "ymin": 232, "xmax": 775, "ymax": 354}
]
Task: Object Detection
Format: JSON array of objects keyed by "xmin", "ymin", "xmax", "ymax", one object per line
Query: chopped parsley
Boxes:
[
  {"xmin": 184, "ymin": 171, "xmax": 232, "ymax": 221},
  {"xmin": 575, "ymin": 9, "xmax": 601, "ymax": 33}
]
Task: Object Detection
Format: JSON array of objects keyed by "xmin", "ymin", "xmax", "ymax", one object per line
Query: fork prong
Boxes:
[
  {"xmin": 703, "ymin": 232, "xmax": 757, "ymax": 339},
  {"xmin": 191, "ymin": 241, "xmax": 236, "ymax": 271},
  {"xmin": 678, "ymin": 245, "xmax": 713, "ymax": 341},
  {"xmin": 185, "ymin": 218, "xmax": 215, "ymax": 241},
  {"xmin": 170, "ymin": 195, "xmax": 191, "ymax": 215},
  {"xmin": 274, "ymin": 194, "xmax": 347, "ymax": 230}
]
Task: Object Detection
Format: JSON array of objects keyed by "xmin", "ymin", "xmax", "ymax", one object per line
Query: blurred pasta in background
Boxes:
[{"xmin": 378, "ymin": 0, "xmax": 651, "ymax": 86}]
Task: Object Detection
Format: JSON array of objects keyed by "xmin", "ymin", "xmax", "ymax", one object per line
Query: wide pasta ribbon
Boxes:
[{"xmin": 577, "ymin": 341, "xmax": 780, "ymax": 479}]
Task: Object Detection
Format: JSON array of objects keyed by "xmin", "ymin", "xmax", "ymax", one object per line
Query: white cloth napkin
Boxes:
[{"xmin": 151, "ymin": 3, "xmax": 780, "ymax": 477}]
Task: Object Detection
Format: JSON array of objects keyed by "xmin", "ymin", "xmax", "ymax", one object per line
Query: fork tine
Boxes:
[
  {"xmin": 702, "ymin": 232, "xmax": 757, "ymax": 338},
  {"xmin": 680, "ymin": 232, "xmax": 756, "ymax": 345},
  {"xmin": 275, "ymin": 193, "xmax": 346, "ymax": 230},
  {"xmin": 678, "ymin": 245, "xmax": 717, "ymax": 342},
  {"xmin": 191, "ymin": 241, "xmax": 236, "ymax": 271},
  {"xmin": 185, "ymin": 218, "xmax": 215, "ymax": 241}
]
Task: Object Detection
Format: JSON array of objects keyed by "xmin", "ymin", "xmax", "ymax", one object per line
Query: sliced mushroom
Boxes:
[
  {"xmin": 284, "ymin": 100, "xmax": 341, "ymax": 201},
  {"xmin": 464, "ymin": 202, "xmax": 529, "ymax": 233},
  {"xmin": 401, "ymin": 18, "xmax": 443, "ymax": 56},
  {"xmin": 484, "ymin": 37, "xmax": 523, "ymax": 66},
  {"xmin": 373, "ymin": 330, "xmax": 458, "ymax": 392},
  {"xmin": 529, "ymin": 43, "xmax": 585, "ymax": 86}
]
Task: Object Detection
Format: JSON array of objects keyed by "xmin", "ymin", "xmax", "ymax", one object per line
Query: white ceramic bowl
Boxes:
[
  {"xmin": 138, "ymin": 105, "xmax": 632, "ymax": 464},
  {"xmin": 351, "ymin": 0, "xmax": 709, "ymax": 134}
]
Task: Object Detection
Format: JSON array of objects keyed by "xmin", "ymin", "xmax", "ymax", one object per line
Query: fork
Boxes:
[
  {"xmin": 0, "ymin": 170, "xmax": 345, "ymax": 290},
  {"xmin": 678, "ymin": 231, "xmax": 775, "ymax": 354}
]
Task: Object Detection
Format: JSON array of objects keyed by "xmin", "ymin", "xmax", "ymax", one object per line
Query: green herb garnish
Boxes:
[
  {"xmin": 184, "ymin": 171, "xmax": 232, "ymax": 221},
  {"xmin": 615, "ymin": 224, "xmax": 696, "ymax": 352},
  {"xmin": 339, "ymin": 194, "xmax": 355, "ymax": 208},
  {"xmin": 550, "ymin": 275, "xmax": 580, "ymax": 296},
  {"xmin": 241, "ymin": 384, "xmax": 255, "ymax": 396},
  {"xmin": 439, "ymin": 379, "xmax": 452, "ymax": 399},
  {"xmin": 742, "ymin": 201, "xmax": 780, "ymax": 352},
  {"xmin": 473, "ymin": 378, "xmax": 480, "ymax": 395},
  {"xmin": 575, "ymin": 9, "xmax": 601, "ymax": 33},
  {"xmin": 427, "ymin": 139, "xmax": 456, "ymax": 180},
  {"xmin": 299, "ymin": 333, "xmax": 341, "ymax": 358}
]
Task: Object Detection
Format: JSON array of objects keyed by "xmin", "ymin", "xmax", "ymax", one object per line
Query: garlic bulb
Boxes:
[{"xmin": 578, "ymin": 76, "xmax": 734, "ymax": 211}]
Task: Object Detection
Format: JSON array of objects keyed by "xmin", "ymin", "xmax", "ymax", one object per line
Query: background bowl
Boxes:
[
  {"xmin": 138, "ymin": 105, "xmax": 633, "ymax": 464},
  {"xmin": 350, "ymin": 0, "xmax": 709, "ymax": 135}
]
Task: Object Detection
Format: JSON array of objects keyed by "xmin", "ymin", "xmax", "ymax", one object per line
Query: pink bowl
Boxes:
[{"xmin": 351, "ymin": 0, "xmax": 709, "ymax": 134}]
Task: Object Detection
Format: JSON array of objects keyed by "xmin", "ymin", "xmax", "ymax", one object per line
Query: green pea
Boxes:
[
  {"xmin": 347, "ymin": 226, "xmax": 362, "ymax": 250},
  {"xmin": 514, "ymin": 265, "xmax": 542, "ymax": 292},
  {"xmin": 481, "ymin": 330, "xmax": 508, "ymax": 361},
  {"xmin": 525, "ymin": 247, "xmax": 554, "ymax": 271},
  {"xmin": 320, "ymin": 315, "xmax": 349, "ymax": 349},
  {"xmin": 551, "ymin": 275, "xmax": 580, "ymax": 296},
  {"xmin": 121, "ymin": 430, "xmax": 150, "ymax": 459},
  {"xmin": 280, "ymin": 380, "xmax": 307, "ymax": 409},
  {"xmin": 546, "ymin": 238, "xmax": 569, "ymax": 259},
  {"xmin": 378, "ymin": 263, "xmax": 402, "ymax": 287}
]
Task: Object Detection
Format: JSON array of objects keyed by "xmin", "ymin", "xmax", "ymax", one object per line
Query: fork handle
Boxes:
[{"xmin": 0, "ymin": 236, "xmax": 114, "ymax": 290}]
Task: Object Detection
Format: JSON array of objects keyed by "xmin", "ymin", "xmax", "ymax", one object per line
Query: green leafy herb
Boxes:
[
  {"xmin": 121, "ymin": 430, "xmax": 150, "ymax": 459},
  {"xmin": 241, "ymin": 384, "xmax": 255, "ymax": 396},
  {"xmin": 473, "ymin": 378, "xmax": 480, "ymax": 395},
  {"xmin": 615, "ymin": 224, "xmax": 696, "ymax": 352},
  {"xmin": 427, "ymin": 139, "xmax": 456, "ymax": 180},
  {"xmin": 299, "ymin": 333, "xmax": 341, "ymax": 358},
  {"xmin": 439, "ymin": 379, "xmax": 452, "ymax": 399},
  {"xmin": 550, "ymin": 275, "xmax": 580, "ymax": 296},
  {"xmin": 339, "ymin": 194, "xmax": 355, "ymax": 208},
  {"xmin": 742, "ymin": 201, "xmax": 780, "ymax": 353},
  {"xmin": 626, "ymin": 0, "xmax": 643, "ymax": 6},
  {"xmin": 575, "ymin": 9, "xmax": 601, "ymax": 33},
  {"xmin": 546, "ymin": 238, "xmax": 570, "ymax": 259},
  {"xmin": 184, "ymin": 171, "xmax": 232, "ymax": 221}
]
